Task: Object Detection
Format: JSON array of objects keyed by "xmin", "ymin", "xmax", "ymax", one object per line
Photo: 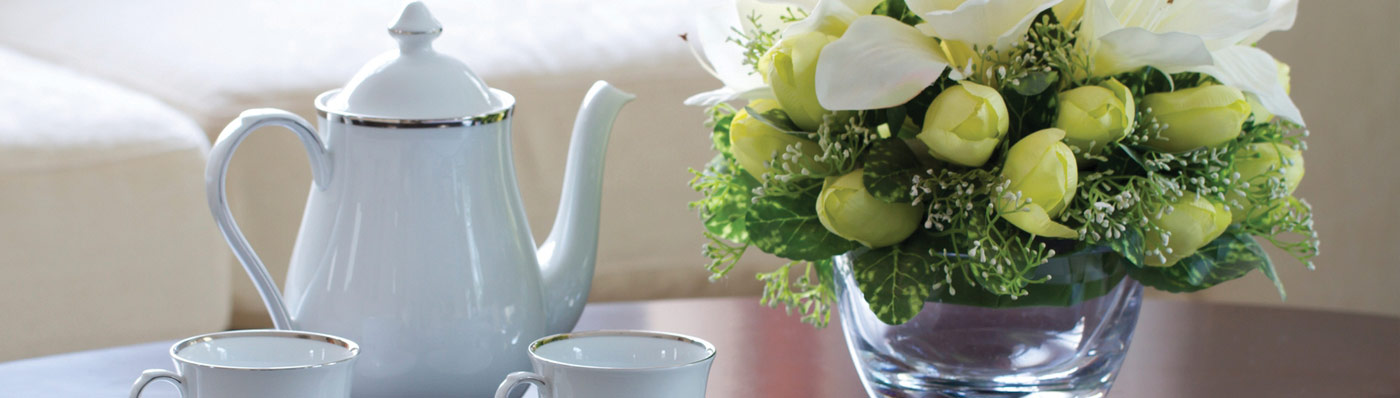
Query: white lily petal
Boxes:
[
  {"xmin": 684, "ymin": 85, "xmax": 776, "ymax": 107},
  {"xmin": 685, "ymin": 87, "xmax": 740, "ymax": 107},
  {"xmin": 815, "ymin": 15, "xmax": 949, "ymax": 110},
  {"xmin": 1051, "ymin": 0, "xmax": 1085, "ymax": 22},
  {"xmin": 697, "ymin": 0, "xmax": 765, "ymax": 91},
  {"xmin": 1094, "ymin": 27, "xmax": 1213, "ymax": 76},
  {"xmin": 1080, "ymin": 0, "xmax": 1120, "ymax": 41},
  {"xmin": 785, "ymin": 0, "xmax": 882, "ymax": 36},
  {"xmin": 914, "ymin": 0, "xmax": 1061, "ymax": 50},
  {"xmin": 1192, "ymin": 46, "xmax": 1304, "ymax": 125},
  {"xmin": 1150, "ymin": 0, "xmax": 1270, "ymax": 49},
  {"xmin": 904, "ymin": 0, "xmax": 963, "ymax": 13},
  {"xmin": 1241, "ymin": 0, "xmax": 1298, "ymax": 44}
]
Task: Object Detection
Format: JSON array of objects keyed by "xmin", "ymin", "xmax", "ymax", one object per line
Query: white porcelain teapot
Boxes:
[{"xmin": 204, "ymin": 3, "xmax": 632, "ymax": 396}]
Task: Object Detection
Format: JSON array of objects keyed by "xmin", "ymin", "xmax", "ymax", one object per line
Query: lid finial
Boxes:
[
  {"xmin": 389, "ymin": 2, "xmax": 442, "ymax": 52},
  {"xmin": 323, "ymin": 0, "xmax": 498, "ymax": 119}
]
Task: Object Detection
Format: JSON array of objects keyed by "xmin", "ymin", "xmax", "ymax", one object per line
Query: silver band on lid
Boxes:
[
  {"xmin": 314, "ymin": 88, "xmax": 514, "ymax": 129},
  {"xmin": 388, "ymin": 27, "xmax": 443, "ymax": 36}
]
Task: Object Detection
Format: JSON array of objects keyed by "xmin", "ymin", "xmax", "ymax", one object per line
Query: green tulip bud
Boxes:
[
  {"xmin": 917, "ymin": 81, "xmax": 1010, "ymax": 167},
  {"xmin": 1227, "ymin": 143, "xmax": 1304, "ymax": 223},
  {"xmin": 762, "ymin": 31, "xmax": 837, "ymax": 132},
  {"xmin": 816, "ymin": 169, "xmax": 922, "ymax": 248},
  {"xmin": 729, "ymin": 99, "xmax": 827, "ymax": 181},
  {"xmin": 1144, "ymin": 196, "xmax": 1232, "ymax": 267},
  {"xmin": 998, "ymin": 128, "xmax": 1079, "ymax": 239},
  {"xmin": 1143, "ymin": 85, "xmax": 1251, "ymax": 153},
  {"xmin": 1054, "ymin": 78, "xmax": 1134, "ymax": 155}
]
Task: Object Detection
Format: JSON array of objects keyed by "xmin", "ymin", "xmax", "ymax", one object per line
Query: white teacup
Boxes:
[
  {"xmin": 496, "ymin": 330, "xmax": 716, "ymax": 398},
  {"xmin": 129, "ymin": 329, "xmax": 359, "ymax": 398}
]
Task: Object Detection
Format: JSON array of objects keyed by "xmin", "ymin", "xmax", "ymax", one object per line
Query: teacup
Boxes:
[
  {"xmin": 495, "ymin": 329, "xmax": 716, "ymax": 398},
  {"xmin": 495, "ymin": 330, "xmax": 716, "ymax": 398},
  {"xmin": 129, "ymin": 329, "xmax": 359, "ymax": 398}
]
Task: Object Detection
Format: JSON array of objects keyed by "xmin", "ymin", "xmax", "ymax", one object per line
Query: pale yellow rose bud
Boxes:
[
  {"xmin": 917, "ymin": 81, "xmax": 1010, "ymax": 167},
  {"xmin": 729, "ymin": 99, "xmax": 827, "ymax": 181},
  {"xmin": 761, "ymin": 31, "xmax": 837, "ymax": 131},
  {"xmin": 998, "ymin": 128, "xmax": 1079, "ymax": 239},
  {"xmin": 816, "ymin": 169, "xmax": 922, "ymax": 248},
  {"xmin": 1143, "ymin": 85, "xmax": 1251, "ymax": 153},
  {"xmin": 1227, "ymin": 143, "xmax": 1305, "ymax": 223},
  {"xmin": 1277, "ymin": 61, "xmax": 1292, "ymax": 95},
  {"xmin": 1144, "ymin": 196, "xmax": 1233, "ymax": 267},
  {"xmin": 1054, "ymin": 78, "xmax": 1134, "ymax": 155}
]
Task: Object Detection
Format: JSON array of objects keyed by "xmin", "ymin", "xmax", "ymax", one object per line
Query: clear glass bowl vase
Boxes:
[{"xmin": 835, "ymin": 248, "xmax": 1144, "ymax": 398}]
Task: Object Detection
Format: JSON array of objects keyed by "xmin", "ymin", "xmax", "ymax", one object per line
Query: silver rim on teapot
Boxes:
[{"xmin": 313, "ymin": 88, "xmax": 515, "ymax": 129}]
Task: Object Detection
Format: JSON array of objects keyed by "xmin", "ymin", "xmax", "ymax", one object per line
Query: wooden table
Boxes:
[{"xmin": 1, "ymin": 298, "xmax": 1396, "ymax": 397}]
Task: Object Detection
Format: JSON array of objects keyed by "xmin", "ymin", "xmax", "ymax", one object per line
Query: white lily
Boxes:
[
  {"xmin": 1080, "ymin": 0, "xmax": 1269, "ymax": 76},
  {"xmin": 1189, "ymin": 0, "xmax": 1304, "ymax": 125},
  {"xmin": 1081, "ymin": 0, "xmax": 1303, "ymax": 125},
  {"xmin": 814, "ymin": 0, "xmax": 1058, "ymax": 110},
  {"xmin": 907, "ymin": 0, "xmax": 1062, "ymax": 51},
  {"xmin": 685, "ymin": 0, "xmax": 815, "ymax": 106}
]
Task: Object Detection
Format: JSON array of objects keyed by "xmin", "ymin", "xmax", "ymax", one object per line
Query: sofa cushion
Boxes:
[
  {"xmin": 0, "ymin": 47, "xmax": 229, "ymax": 360},
  {"xmin": 0, "ymin": 48, "xmax": 208, "ymax": 172}
]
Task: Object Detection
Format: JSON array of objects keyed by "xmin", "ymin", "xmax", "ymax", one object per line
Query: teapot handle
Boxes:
[{"xmin": 205, "ymin": 109, "xmax": 332, "ymax": 330}]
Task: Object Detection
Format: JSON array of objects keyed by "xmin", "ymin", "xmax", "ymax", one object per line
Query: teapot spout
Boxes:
[{"xmin": 537, "ymin": 81, "xmax": 634, "ymax": 334}]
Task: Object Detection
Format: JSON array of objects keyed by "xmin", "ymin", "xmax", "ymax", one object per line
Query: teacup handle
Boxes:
[
  {"xmin": 129, "ymin": 369, "xmax": 185, "ymax": 398},
  {"xmin": 206, "ymin": 109, "xmax": 332, "ymax": 330},
  {"xmin": 495, "ymin": 371, "xmax": 553, "ymax": 398}
]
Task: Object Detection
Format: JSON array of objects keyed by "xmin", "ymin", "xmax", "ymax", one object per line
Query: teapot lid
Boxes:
[{"xmin": 320, "ymin": 2, "xmax": 504, "ymax": 121}]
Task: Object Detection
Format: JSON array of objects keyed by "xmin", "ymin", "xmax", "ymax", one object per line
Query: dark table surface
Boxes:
[{"xmin": 1, "ymin": 297, "xmax": 1396, "ymax": 398}]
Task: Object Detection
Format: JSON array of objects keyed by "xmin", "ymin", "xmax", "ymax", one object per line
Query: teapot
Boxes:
[{"xmin": 204, "ymin": 3, "xmax": 632, "ymax": 396}]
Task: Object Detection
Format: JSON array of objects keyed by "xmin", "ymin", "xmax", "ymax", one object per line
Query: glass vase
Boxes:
[{"xmin": 835, "ymin": 249, "xmax": 1144, "ymax": 398}]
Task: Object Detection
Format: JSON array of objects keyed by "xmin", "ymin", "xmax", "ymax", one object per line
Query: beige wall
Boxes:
[{"xmin": 1147, "ymin": 0, "xmax": 1400, "ymax": 317}]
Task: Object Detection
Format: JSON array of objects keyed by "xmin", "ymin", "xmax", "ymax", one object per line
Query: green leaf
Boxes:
[
  {"xmin": 875, "ymin": 0, "xmax": 921, "ymax": 25},
  {"xmin": 695, "ymin": 156, "xmax": 758, "ymax": 243},
  {"xmin": 886, "ymin": 106, "xmax": 924, "ymax": 139},
  {"xmin": 852, "ymin": 233, "xmax": 937, "ymax": 324},
  {"xmin": 1129, "ymin": 229, "xmax": 1272, "ymax": 293},
  {"xmin": 1258, "ymin": 255, "xmax": 1287, "ymax": 301},
  {"xmin": 1117, "ymin": 143, "xmax": 1152, "ymax": 172},
  {"xmin": 1009, "ymin": 70, "xmax": 1058, "ymax": 96},
  {"xmin": 1106, "ymin": 227, "xmax": 1146, "ymax": 267},
  {"xmin": 883, "ymin": 106, "xmax": 908, "ymax": 138},
  {"xmin": 746, "ymin": 189, "xmax": 860, "ymax": 261},
  {"xmin": 813, "ymin": 258, "xmax": 836, "ymax": 293},
  {"xmin": 711, "ymin": 112, "xmax": 735, "ymax": 160},
  {"xmin": 742, "ymin": 105, "xmax": 802, "ymax": 136},
  {"xmin": 862, "ymin": 139, "xmax": 921, "ymax": 203}
]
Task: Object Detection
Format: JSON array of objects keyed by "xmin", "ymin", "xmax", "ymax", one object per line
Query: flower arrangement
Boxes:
[{"xmin": 686, "ymin": 0, "xmax": 1317, "ymax": 325}]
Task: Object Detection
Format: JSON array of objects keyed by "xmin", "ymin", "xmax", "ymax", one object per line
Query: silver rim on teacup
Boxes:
[
  {"xmin": 169, "ymin": 329, "xmax": 360, "ymax": 371},
  {"xmin": 313, "ymin": 88, "xmax": 515, "ymax": 129},
  {"xmin": 528, "ymin": 329, "xmax": 717, "ymax": 370}
]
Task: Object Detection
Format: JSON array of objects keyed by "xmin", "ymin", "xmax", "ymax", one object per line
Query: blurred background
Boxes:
[{"xmin": 0, "ymin": 0, "xmax": 1395, "ymax": 362}]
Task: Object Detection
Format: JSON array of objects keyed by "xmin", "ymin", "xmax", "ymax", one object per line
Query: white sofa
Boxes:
[
  {"xmin": 0, "ymin": 47, "xmax": 229, "ymax": 361},
  {"xmin": 1, "ymin": 0, "xmax": 1395, "ymax": 361}
]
